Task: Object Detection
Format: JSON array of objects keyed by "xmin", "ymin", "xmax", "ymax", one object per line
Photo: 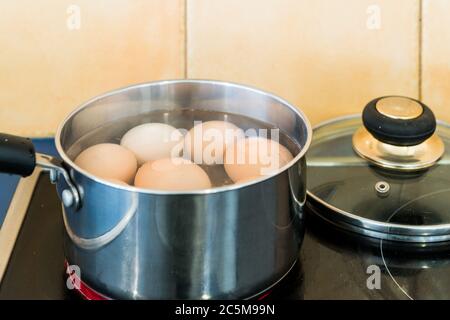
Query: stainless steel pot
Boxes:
[{"xmin": 0, "ymin": 80, "xmax": 312, "ymax": 299}]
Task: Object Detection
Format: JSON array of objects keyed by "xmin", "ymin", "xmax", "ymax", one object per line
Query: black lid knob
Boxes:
[{"xmin": 362, "ymin": 96, "xmax": 436, "ymax": 146}]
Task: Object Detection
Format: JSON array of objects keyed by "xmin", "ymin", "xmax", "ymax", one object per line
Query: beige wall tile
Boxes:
[
  {"xmin": 422, "ymin": 0, "xmax": 450, "ymax": 121},
  {"xmin": 0, "ymin": 0, "xmax": 185, "ymax": 136},
  {"xmin": 188, "ymin": 0, "xmax": 419, "ymax": 125}
]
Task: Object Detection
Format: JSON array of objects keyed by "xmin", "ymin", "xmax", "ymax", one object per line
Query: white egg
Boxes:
[
  {"xmin": 184, "ymin": 121, "xmax": 245, "ymax": 165},
  {"xmin": 120, "ymin": 123, "xmax": 184, "ymax": 165}
]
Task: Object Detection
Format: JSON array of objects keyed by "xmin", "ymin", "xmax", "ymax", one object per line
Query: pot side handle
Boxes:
[
  {"xmin": 0, "ymin": 132, "xmax": 81, "ymax": 210},
  {"xmin": 0, "ymin": 133, "xmax": 36, "ymax": 177}
]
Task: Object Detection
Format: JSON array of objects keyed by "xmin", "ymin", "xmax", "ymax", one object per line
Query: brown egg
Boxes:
[
  {"xmin": 105, "ymin": 178, "xmax": 129, "ymax": 186},
  {"xmin": 134, "ymin": 158, "xmax": 212, "ymax": 191},
  {"xmin": 224, "ymin": 137, "xmax": 294, "ymax": 182},
  {"xmin": 184, "ymin": 121, "xmax": 245, "ymax": 165},
  {"xmin": 234, "ymin": 176, "xmax": 262, "ymax": 184},
  {"xmin": 74, "ymin": 143, "xmax": 137, "ymax": 184}
]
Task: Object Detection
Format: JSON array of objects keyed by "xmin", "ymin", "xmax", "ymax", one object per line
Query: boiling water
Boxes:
[{"xmin": 66, "ymin": 109, "xmax": 301, "ymax": 188}]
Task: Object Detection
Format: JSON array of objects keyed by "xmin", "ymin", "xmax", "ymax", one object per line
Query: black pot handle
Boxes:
[
  {"xmin": 362, "ymin": 96, "xmax": 436, "ymax": 146},
  {"xmin": 0, "ymin": 132, "xmax": 81, "ymax": 209},
  {"xmin": 0, "ymin": 133, "xmax": 36, "ymax": 177}
]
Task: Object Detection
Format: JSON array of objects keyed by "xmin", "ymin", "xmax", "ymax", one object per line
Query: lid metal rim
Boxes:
[
  {"xmin": 307, "ymin": 192, "xmax": 450, "ymax": 236},
  {"xmin": 307, "ymin": 201, "xmax": 450, "ymax": 243},
  {"xmin": 307, "ymin": 114, "xmax": 450, "ymax": 240}
]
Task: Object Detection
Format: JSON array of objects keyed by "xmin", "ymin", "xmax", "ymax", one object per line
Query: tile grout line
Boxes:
[
  {"xmin": 418, "ymin": 0, "xmax": 423, "ymax": 100},
  {"xmin": 184, "ymin": 0, "xmax": 188, "ymax": 79}
]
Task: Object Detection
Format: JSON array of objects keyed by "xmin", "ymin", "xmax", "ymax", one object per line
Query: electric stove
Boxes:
[{"xmin": 1, "ymin": 171, "xmax": 449, "ymax": 300}]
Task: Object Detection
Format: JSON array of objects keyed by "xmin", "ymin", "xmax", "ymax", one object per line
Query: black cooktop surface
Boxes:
[{"xmin": 1, "ymin": 173, "xmax": 450, "ymax": 300}]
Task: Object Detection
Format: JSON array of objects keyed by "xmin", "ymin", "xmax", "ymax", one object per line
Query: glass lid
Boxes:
[{"xmin": 306, "ymin": 96, "xmax": 450, "ymax": 243}]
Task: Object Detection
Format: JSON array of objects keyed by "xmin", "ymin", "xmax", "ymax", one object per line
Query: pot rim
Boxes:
[{"xmin": 55, "ymin": 79, "xmax": 312, "ymax": 195}]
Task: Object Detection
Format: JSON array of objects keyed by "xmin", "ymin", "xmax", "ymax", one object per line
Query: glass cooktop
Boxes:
[{"xmin": 1, "ymin": 172, "xmax": 450, "ymax": 299}]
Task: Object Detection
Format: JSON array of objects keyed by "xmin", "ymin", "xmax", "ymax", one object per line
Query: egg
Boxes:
[
  {"xmin": 224, "ymin": 137, "xmax": 294, "ymax": 182},
  {"xmin": 74, "ymin": 143, "xmax": 137, "ymax": 184},
  {"xmin": 120, "ymin": 123, "xmax": 184, "ymax": 165},
  {"xmin": 184, "ymin": 121, "xmax": 245, "ymax": 165},
  {"xmin": 134, "ymin": 158, "xmax": 212, "ymax": 191},
  {"xmin": 234, "ymin": 176, "xmax": 262, "ymax": 184},
  {"xmin": 105, "ymin": 178, "xmax": 129, "ymax": 186}
]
